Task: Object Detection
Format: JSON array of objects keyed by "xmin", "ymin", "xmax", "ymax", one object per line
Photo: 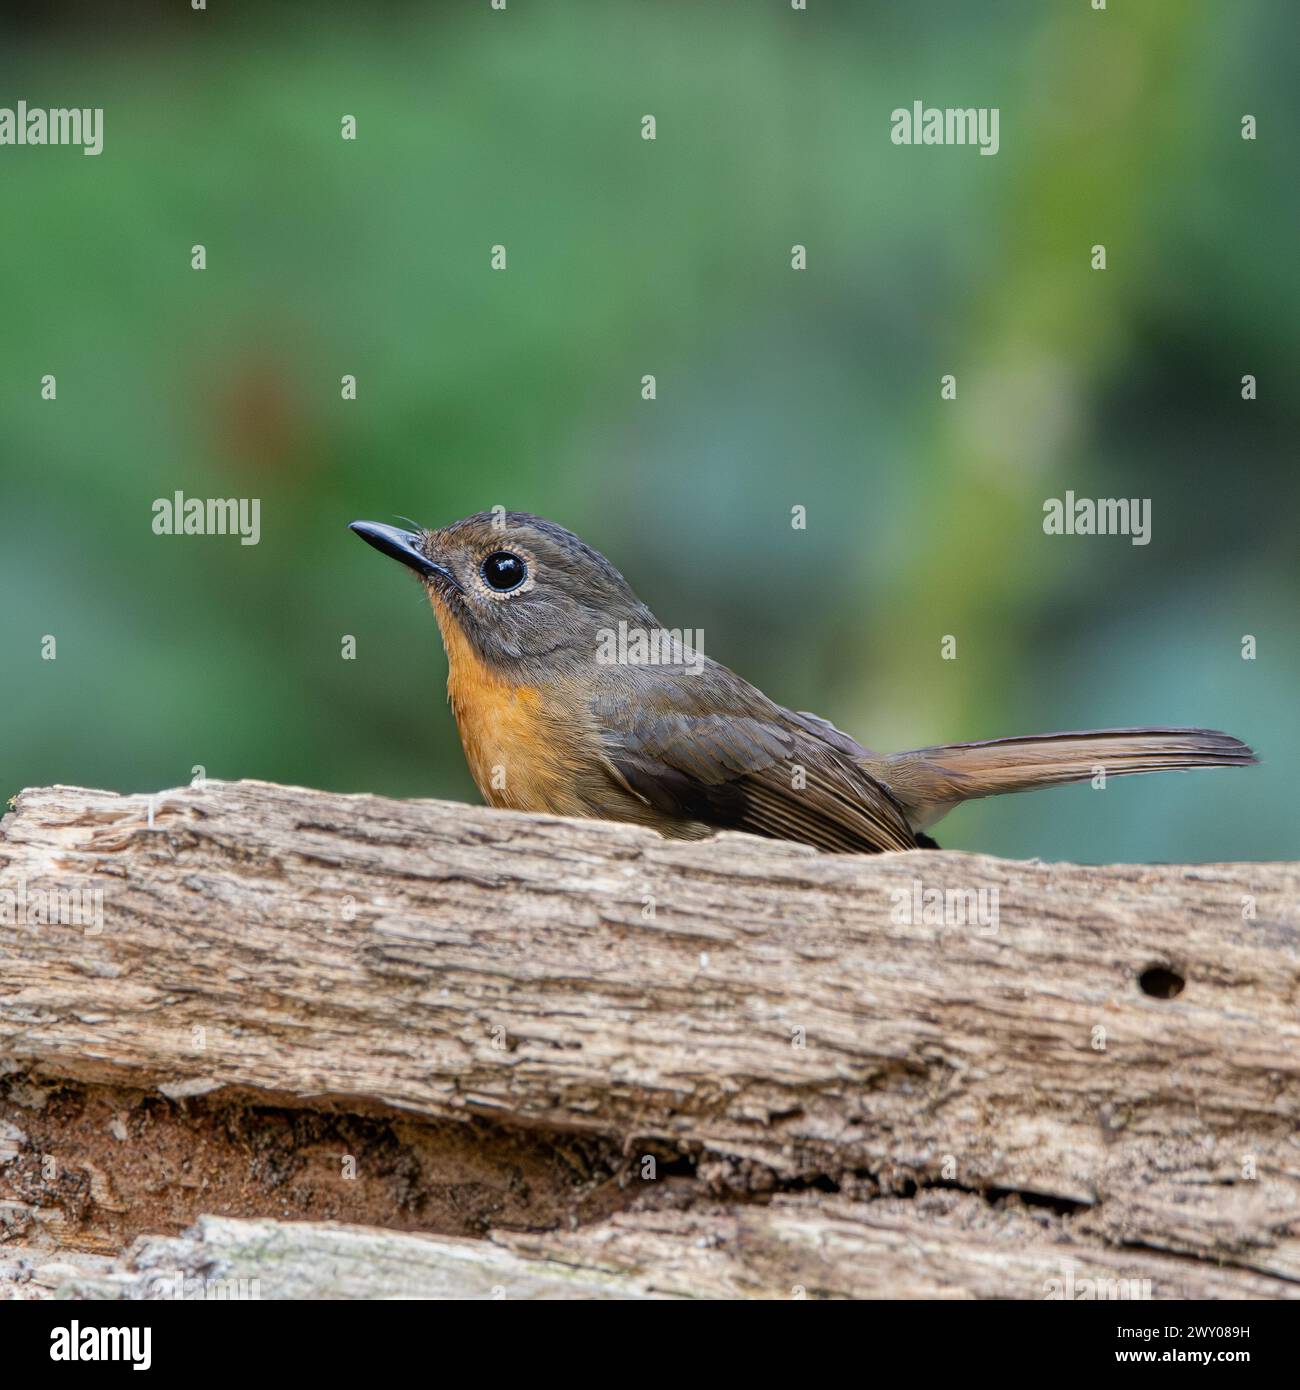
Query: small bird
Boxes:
[{"xmin": 350, "ymin": 512, "xmax": 1256, "ymax": 854}]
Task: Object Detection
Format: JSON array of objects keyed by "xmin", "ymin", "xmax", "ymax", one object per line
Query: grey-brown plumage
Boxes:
[{"xmin": 350, "ymin": 511, "xmax": 1258, "ymax": 855}]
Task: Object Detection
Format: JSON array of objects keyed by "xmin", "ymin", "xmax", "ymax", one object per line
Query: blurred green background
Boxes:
[{"xmin": 2, "ymin": 0, "xmax": 1296, "ymax": 862}]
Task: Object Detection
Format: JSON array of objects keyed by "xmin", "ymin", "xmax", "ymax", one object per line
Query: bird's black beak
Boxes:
[{"xmin": 349, "ymin": 521, "xmax": 462, "ymax": 590}]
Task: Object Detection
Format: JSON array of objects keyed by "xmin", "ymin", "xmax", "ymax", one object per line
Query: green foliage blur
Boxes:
[{"xmin": 3, "ymin": 0, "xmax": 1296, "ymax": 862}]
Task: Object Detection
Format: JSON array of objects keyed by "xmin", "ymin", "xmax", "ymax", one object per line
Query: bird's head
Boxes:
[{"xmin": 349, "ymin": 511, "xmax": 656, "ymax": 677}]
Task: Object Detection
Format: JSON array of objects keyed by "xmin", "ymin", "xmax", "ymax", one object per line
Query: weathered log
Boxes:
[
  {"xmin": 4, "ymin": 1199, "xmax": 1295, "ymax": 1301},
  {"xmin": 1, "ymin": 780, "xmax": 1298, "ymax": 1298}
]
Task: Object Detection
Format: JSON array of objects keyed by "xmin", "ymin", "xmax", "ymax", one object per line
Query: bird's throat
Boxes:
[{"xmin": 427, "ymin": 591, "xmax": 581, "ymax": 815}]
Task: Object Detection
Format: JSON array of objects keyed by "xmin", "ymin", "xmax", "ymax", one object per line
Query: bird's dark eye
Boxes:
[{"xmin": 481, "ymin": 550, "xmax": 527, "ymax": 593}]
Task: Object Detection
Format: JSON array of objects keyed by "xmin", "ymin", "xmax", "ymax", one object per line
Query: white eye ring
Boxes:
[
  {"xmin": 480, "ymin": 550, "xmax": 527, "ymax": 592},
  {"xmin": 475, "ymin": 548, "xmax": 535, "ymax": 600}
]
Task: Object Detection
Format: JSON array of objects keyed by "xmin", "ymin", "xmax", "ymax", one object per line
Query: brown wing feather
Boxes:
[{"xmin": 592, "ymin": 684, "xmax": 917, "ymax": 854}]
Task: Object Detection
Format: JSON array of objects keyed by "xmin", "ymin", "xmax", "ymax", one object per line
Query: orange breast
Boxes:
[{"xmin": 429, "ymin": 595, "xmax": 586, "ymax": 815}]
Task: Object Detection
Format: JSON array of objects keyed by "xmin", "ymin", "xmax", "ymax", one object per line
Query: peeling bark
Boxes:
[{"xmin": 1, "ymin": 780, "xmax": 1298, "ymax": 1298}]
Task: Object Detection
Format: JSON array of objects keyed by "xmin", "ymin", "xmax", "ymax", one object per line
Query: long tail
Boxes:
[{"xmin": 880, "ymin": 726, "xmax": 1257, "ymax": 830}]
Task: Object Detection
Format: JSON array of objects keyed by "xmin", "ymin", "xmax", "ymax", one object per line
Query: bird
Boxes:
[{"xmin": 349, "ymin": 512, "xmax": 1256, "ymax": 854}]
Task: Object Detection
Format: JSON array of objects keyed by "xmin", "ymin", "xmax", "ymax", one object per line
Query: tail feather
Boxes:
[{"xmin": 881, "ymin": 727, "xmax": 1257, "ymax": 829}]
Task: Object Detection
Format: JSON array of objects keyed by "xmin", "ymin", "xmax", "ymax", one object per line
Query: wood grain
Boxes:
[{"xmin": 2, "ymin": 779, "xmax": 1298, "ymax": 1298}]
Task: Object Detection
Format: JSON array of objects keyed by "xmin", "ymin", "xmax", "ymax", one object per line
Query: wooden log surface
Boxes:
[
  {"xmin": 1, "ymin": 779, "xmax": 1298, "ymax": 1299},
  {"xmin": 4, "ymin": 1199, "xmax": 1293, "ymax": 1302}
]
